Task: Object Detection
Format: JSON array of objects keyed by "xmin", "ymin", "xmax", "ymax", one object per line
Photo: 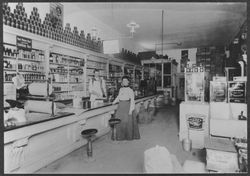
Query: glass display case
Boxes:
[{"xmin": 185, "ymin": 66, "xmax": 209, "ymax": 102}]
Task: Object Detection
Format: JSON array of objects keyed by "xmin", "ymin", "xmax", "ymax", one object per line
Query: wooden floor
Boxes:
[{"xmin": 36, "ymin": 104, "xmax": 206, "ymax": 173}]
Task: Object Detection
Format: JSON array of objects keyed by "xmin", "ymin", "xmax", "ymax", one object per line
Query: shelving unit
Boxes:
[
  {"xmin": 3, "ymin": 43, "xmax": 46, "ymax": 83},
  {"xmin": 3, "ymin": 24, "xmax": 142, "ymax": 102},
  {"xmin": 49, "ymin": 52, "xmax": 84, "ymax": 101}
]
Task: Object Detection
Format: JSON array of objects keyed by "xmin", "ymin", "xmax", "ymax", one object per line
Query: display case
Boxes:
[
  {"xmin": 184, "ymin": 65, "xmax": 209, "ymax": 102},
  {"xmin": 3, "ymin": 43, "xmax": 46, "ymax": 83},
  {"xmin": 228, "ymin": 81, "xmax": 246, "ymax": 103},
  {"xmin": 210, "ymin": 81, "xmax": 227, "ymax": 102},
  {"xmin": 3, "ymin": 42, "xmax": 46, "ymax": 104}
]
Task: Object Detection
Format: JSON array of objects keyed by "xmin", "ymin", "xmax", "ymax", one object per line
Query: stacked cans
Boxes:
[
  {"xmin": 86, "ymin": 33, "xmax": 91, "ymax": 50},
  {"xmin": 80, "ymin": 30, "xmax": 85, "ymax": 49},
  {"xmin": 3, "ymin": 3, "xmax": 11, "ymax": 26},
  {"xmin": 2, "ymin": 4, "xmax": 103, "ymax": 53},
  {"xmin": 72, "ymin": 26, "xmax": 80, "ymax": 47},
  {"xmin": 28, "ymin": 7, "xmax": 42, "ymax": 35}
]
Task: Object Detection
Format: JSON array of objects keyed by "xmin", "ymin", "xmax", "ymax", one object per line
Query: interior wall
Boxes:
[{"xmin": 156, "ymin": 48, "xmax": 197, "ymax": 73}]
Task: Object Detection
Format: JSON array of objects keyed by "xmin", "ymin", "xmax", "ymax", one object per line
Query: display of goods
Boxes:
[
  {"xmin": 210, "ymin": 81, "xmax": 227, "ymax": 102},
  {"xmin": 228, "ymin": 81, "xmax": 246, "ymax": 103}
]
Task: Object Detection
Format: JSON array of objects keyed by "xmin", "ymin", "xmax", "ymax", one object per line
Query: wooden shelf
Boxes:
[
  {"xmin": 53, "ymin": 90, "xmax": 70, "ymax": 93},
  {"xmin": 4, "ymin": 55, "xmax": 44, "ymax": 62},
  {"xmin": 4, "ymin": 69, "xmax": 44, "ymax": 73},
  {"xmin": 3, "ymin": 55, "xmax": 16, "ymax": 59},
  {"xmin": 18, "ymin": 58, "xmax": 43, "ymax": 62},
  {"xmin": 50, "ymin": 72, "xmax": 83, "ymax": 75},
  {"xmin": 50, "ymin": 62, "xmax": 81, "ymax": 67},
  {"xmin": 4, "ymin": 68, "xmax": 16, "ymax": 71},
  {"xmin": 53, "ymin": 82, "xmax": 83, "ymax": 84},
  {"xmin": 87, "ymin": 67, "xmax": 105, "ymax": 70},
  {"xmin": 19, "ymin": 70, "xmax": 44, "ymax": 73},
  {"xmin": 25, "ymin": 80, "xmax": 46, "ymax": 83}
]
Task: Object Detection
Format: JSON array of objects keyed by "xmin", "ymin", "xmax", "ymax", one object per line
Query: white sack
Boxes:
[{"xmin": 144, "ymin": 145, "xmax": 173, "ymax": 173}]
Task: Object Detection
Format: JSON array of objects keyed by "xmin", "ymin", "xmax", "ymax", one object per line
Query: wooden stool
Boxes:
[
  {"xmin": 81, "ymin": 128, "xmax": 98, "ymax": 161},
  {"xmin": 109, "ymin": 118, "xmax": 121, "ymax": 141}
]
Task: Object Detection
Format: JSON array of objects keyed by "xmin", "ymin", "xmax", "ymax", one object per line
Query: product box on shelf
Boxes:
[
  {"xmin": 210, "ymin": 81, "xmax": 227, "ymax": 102},
  {"xmin": 212, "ymin": 76, "xmax": 227, "ymax": 82},
  {"xmin": 233, "ymin": 76, "xmax": 247, "ymax": 82},
  {"xmin": 228, "ymin": 81, "xmax": 246, "ymax": 103}
]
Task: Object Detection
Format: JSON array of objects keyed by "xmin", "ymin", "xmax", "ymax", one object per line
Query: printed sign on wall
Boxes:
[{"xmin": 16, "ymin": 36, "xmax": 32, "ymax": 50}]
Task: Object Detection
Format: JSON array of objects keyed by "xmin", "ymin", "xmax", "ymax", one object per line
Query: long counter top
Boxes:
[
  {"xmin": 4, "ymin": 95, "xmax": 157, "ymax": 142},
  {"xmin": 4, "ymin": 94, "xmax": 157, "ymax": 173},
  {"xmin": 4, "ymin": 94, "xmax": 156, "ymax": 132}
]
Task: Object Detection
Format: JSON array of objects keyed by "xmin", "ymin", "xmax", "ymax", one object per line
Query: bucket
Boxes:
[{"xmin": 182, "ymin": 138, "xmax": 192, "ymax": 152}]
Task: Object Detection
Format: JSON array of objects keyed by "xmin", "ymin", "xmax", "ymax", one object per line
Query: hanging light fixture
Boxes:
[
  {"xmin": 155, "ymin": 10, "xmax": 181, "ymax": 53},
  {"xmin": 126, "ymin": 21, "xmax": 140, "ymax": 38}
]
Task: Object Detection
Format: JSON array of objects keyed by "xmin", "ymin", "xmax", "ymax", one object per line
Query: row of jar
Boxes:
[
  {"xmin": 4, "ymin": 72, "xmax": 46, "ymax": 82},
  {"xmin": 49, "ymin": 53, "xmax": 81, "ymax": 66},
  {"xmin": 3, "ymin": 46, "xmax": 45, "ymax": 61}
]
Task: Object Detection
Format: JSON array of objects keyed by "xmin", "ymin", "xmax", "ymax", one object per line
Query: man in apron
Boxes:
[{"xmin": 89, "ymin": 69, "xmax": 107, "ymax": 107}]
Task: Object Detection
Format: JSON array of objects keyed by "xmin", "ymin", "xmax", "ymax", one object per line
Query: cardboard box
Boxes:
[{"xmin": 205, "ymin": 137, "xmax": 238, "ymax": 172}]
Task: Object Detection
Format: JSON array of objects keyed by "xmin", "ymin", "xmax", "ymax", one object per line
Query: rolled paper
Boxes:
[
  {"xmin": 29, "ymin": 83, "xmax": 52, "ymax": 96},
  {"xmin": 24, "ymin": 100, "xmax": 58, "ymax": 114}
]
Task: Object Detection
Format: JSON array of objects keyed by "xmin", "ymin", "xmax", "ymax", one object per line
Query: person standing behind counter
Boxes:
[
  {"xmin": 89, "ymin": 69, "xmax": 107, "ymax": 107},
  {"xmin": 112, "ymin": 76, "xmax": 140, "ymax": 141}
]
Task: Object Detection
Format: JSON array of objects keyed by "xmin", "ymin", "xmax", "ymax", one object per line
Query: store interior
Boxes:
[{"xmin": 3, "ymin": 2, "xmax": 248, "ymax": 174}]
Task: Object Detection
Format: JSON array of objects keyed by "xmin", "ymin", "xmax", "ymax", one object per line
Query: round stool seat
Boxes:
[
  {"xmin": 109, "ymin": 118, "xmax": 121, "ymax": 125},
  {"xmin": 81, "ymin": 129, "xmax": 98, "ymax": 138}
]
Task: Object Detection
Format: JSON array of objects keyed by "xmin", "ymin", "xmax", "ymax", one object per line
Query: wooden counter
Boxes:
[{"xmin": 4, "ymin": 95, "xmax": 157, "ymax": 173}]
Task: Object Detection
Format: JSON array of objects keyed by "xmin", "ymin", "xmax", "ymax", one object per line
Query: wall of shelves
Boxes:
[
  {"xmin": 3, "ymin": 24, "xmax": 142, "ymax": 102},
  {"xmin": 3, "ymin": 43, "xmax": 47, "ymax": 84}
]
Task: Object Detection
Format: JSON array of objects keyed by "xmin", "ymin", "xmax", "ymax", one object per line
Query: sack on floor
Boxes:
[{"xmin": 144, "ymin": 145, "xmax": 173, "ymax": 173}]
